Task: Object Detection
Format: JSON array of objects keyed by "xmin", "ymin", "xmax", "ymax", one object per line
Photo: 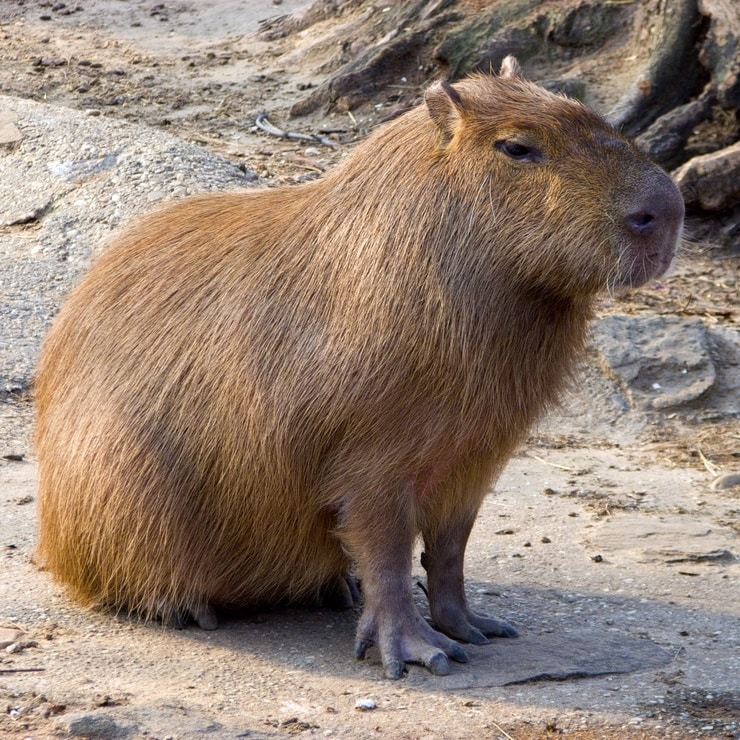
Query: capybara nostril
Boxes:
[{"xmin": 625, "ymin": 210, "xmax": 656, "ymax": 234}]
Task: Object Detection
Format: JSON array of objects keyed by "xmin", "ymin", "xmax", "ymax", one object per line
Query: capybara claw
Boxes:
[
  {"xmin": 464, "ymin": 627, "xmax": 489, "ymax": 645},
  {"xmin": 449, "ymin": 643, "xmax": 469, "ymax": 663},
  {"xmin": 426, "ymin": 652, "xmax": 450, "ymax": 676},
  {"xmin": 474, "ymin": 614, "xmax": 518, "ymax": 639},
  {"xmin": 354, "ymin": 639, "xmax": 372, "ymax": 661},
  {"xmin": 497, "ymin": 621, "xmax": 518, "ymax": 639},
  {"xmin": 432, "ymin": 603, "xmax": 518, "ymax": 644},
  {"xmin": 384, "ymin": 660, "xmax": 407, "ymax": 680}
]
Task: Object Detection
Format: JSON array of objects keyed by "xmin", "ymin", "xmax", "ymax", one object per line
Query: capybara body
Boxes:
[{"xmin": 35, "ymin": 58, "xmax": 683, "ymax": 678}]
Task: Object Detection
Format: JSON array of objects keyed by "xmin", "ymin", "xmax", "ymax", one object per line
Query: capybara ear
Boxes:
[
  {"xmin": 500, "ymin": 55, "xmax": 524, "ymax": 80},
  {"xmin": 425, "ymin": 79, "xmax": 464, "ymax": 141}
]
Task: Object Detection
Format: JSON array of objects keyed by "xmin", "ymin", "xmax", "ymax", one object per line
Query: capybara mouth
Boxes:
[{"xmin": 615, "ymin": 237, "xmax": 680, "ymax": 289}]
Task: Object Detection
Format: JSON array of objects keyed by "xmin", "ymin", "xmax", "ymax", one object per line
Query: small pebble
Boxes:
[
  {"xmin": 0, "ymin": 628, "xmax": 24, "ymax": 650},
  {"xmin": 7, "ymin": 639, "xmax": 38, "ymax": 654},
  {"xmin": 355, "ymin": 698, "xmax": 376, "ymax": 711},
  {"xmin": 711, "ymin": 473, "xmax": 740, "ymax": 490}
]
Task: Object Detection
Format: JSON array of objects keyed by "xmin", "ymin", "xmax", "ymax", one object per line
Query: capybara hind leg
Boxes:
[
  {"xmin": 192, "ymin": 603, "xmax": 218, "ymax": 630},
  {"xmin": 422, "ymin": 514, "xmax": 518, "ymax": 644},
  {"xmin": 339, "ymin": 490, "xmax": 467, "ymax": 679},
  {"xmin": 320, "ymin": 574, "xmax": 361, "ymax": 610},
  {"xmin": 156, "ymin": 601, "xmax": 218, "ymax": 630}
]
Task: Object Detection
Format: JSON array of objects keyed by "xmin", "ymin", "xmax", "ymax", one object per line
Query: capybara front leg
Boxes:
[
  {"xmin": 339, "ymin": 493, "xmax": 467, "ymax": 679},
  {"xmin": 422, "ymin": 513, "xmax": 518, "ymax": 643}
]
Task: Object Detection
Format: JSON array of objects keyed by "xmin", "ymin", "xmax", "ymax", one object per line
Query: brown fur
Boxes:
[{"xmin": 35, "ymin": 60, "xmax": 683, "ymax": 677}]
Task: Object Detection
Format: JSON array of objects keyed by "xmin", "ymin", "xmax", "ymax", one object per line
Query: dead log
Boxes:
[
  {"xmin": 290, "ymin": 1, "xmax": 456, "ymax": 116},
  {"xmin": 673, "ymin": 140, "xmax": 740, "ymax": 211},
  {"xmin": 258, "ymin": 0, "xmax": 364, "ymax": 41},
  {"xmin": 635, "ymin": 91, "xmax": 715, "ymax": 167},
  {"xmin": 607, "ymin": 0, "xmax": 706, "ymax": 136},
  {"xmin": 432, "ymin": 1, "xmax": 544, "ymax": 79},
  {"xmin": 291, "ymin": 28, "xmax": 431, "ymax": 116},
  {"xmin": 434, "ymin": 1, "xmax": 640, "ymax": 83},
  {"xmin": 697, "ymin": 0, "xmax": 740, "ymax": 110}
]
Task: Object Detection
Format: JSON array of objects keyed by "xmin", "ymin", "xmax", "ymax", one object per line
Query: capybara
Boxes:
[{"xmin": 35, "ymin": 57, "xmax": 684, "ymax": 679}]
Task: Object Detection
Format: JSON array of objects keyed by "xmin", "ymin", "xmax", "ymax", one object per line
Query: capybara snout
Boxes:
[
  {"xmin": 35, "ymin": 57, "xmax": 683, "ymax": 679},
  {"xmin": 619, "ymin": 169, "xmax": 684, "ymax": 285},
  {"xmin": 426, "ymin": 71, "xmax": 683, "ymax": 296}
]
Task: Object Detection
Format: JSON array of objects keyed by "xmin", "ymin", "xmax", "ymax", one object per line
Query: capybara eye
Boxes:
[{"xmin": 495, "ymin": 139, "xmax": 541, "ymax": 162}]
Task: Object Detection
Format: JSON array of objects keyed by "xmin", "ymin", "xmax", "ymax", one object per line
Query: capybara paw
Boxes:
[
  {"xmin": 192, "ymin": 603, "xmax": 218, "ymax": 631},
  {"xmin": 432, "ymin": 606, "xmax": 518, "ymax": 643},
  {"xmin": 379, "ymin": 630, "xmax": 467, "ymax": 680},
  {"xmin": 157, "ymin": 602, "xmax": 218, "ymax": 630},
  {"xmin": 355, "ymin": 612, "xmax": 468, "ymax": 679},
  {"xmin": 356, "ymin": 636, "xmax": 459, "ymax": 679},
  {"xmin": 472, "ymin": 611, "xmax": 518, "ymax": 639}
]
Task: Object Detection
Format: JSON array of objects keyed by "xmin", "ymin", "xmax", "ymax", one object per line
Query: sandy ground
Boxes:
[{"xmin": 0, "ymin": 2, "xmax": 738, "ymax": 739}]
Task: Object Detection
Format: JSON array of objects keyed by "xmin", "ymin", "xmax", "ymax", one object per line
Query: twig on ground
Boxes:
[
  {"xmin": 528, "ymin": 453, "xmax": 574, "ymax": 472},
  {"xmin": 488, "ymin": 719, "xmax": 516, "ymax": 740},
  {"xmin": 255, "ymin": 111, "xmax": 339, "ymax": 148},
  {"xmin": 696, "ymin": 447, "xmax": 721, "ymax": 476}
]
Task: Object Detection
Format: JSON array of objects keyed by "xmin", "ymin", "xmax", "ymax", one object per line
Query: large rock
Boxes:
[
  {"xmin": 591, "ymin": 314, "xmax": 717, "ymax": 411},
  {"xmin": 0, "ymin": 96, "xmax": 254, "ymax": 393},
  {"xmin": 407, "ymin": 628, "xmax": 671, "ymax": 690},
  {"xmin": 56, "ymin": 712, "xmax": 135, "ymax": 739}
]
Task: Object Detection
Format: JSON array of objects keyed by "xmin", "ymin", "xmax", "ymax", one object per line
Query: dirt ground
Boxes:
[{"xmin": 0, "ymin": 2, "xmax": 738, "ymax": 739}]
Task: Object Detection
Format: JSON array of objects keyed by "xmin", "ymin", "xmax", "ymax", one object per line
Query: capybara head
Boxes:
[
  {"xmin": 420, "ymin": 56, "xmax": 683, "ymax": 296},
  {"xmin": 34, "ymin": 57, "xmax": 684, "ymax": 680}
]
